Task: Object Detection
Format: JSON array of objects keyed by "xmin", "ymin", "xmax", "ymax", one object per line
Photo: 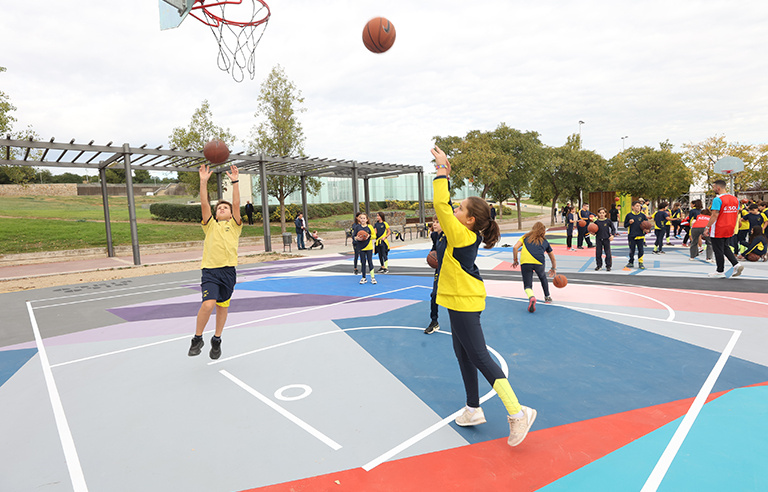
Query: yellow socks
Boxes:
[{"xmin": 493, "ymin": 378, "xmax": 522, "ymax": 415}]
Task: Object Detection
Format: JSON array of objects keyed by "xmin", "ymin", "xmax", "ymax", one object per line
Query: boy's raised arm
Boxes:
[
  {"xmin": 227, "ymin": 165, "xmax": 241, "ymax": 224},
  {"xmin": 199, "ymin": 164, "xmax": 212, "ymax": 224}
]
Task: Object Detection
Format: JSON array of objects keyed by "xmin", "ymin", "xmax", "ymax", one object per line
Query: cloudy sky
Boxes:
[{"xmin": 2, "ymin": 0, "xmax": 767, "ymax": 174}]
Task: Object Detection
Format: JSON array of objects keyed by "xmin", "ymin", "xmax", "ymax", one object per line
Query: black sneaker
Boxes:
[
  {"xmin": 377, "ymin": 267, "xmax": 386, "ymax": 273},
  {"xmin": 625, "ymin": 262, "xmax": 634, "ymax": 268},
  {"xmin": 424, "ymin": 321, "xmax": 439, "ymax": 334},
  {"xmin": 606, "ymin": 267, "xmax": 611, "ymax": 271},
  {"xmin": 188, "ymin": 336, "xmax": 204, "ymax": 356},
  {"xmin": 594, "ymin": 266, "xmax": 602, "ymax": 271},
  {"xmin": 209, "ymin": 336, "xmax": 222, "ymax": 360},
  {"xmin": 354, "ymin": 268, "xmax": 359, "ymax": 275},
  {"xmin": 382, "ymin": 268, "xmax": 389, "ymax": 274}
]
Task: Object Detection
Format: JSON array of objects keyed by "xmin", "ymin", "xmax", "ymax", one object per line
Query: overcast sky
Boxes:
[{"xmin": 3, "ymin": 0, "xmax": 767, "ymax": 175}]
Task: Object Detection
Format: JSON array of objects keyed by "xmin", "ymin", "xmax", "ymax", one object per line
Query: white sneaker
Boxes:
[
  {"xmin": 706, "ymin": 258, "xmax": 715, "ymax": 263},
  {"xmin": 371, "ymin": 277, "xmax": 377, "ymax": 284},
  {"xmin": 507, "ymin": 406, "xmax": 537, "ymax": 446},
  {"xmin": 707, "ymin": 271, "xmax": 725, "ymax": 278},
  {"xmin": 455, "ymin": 407, "xmax": 486, "ymax": 427},
  {"xmin": 689, "ymin": 257, "xmax": 697, "ymax": 261},
  {"xmin": 359, "ymin": 277, "xmax": 367, "ymax": 284},
  {"xmin": 732, "ymin": 263, "xmax": 744, "ymax": 277}
]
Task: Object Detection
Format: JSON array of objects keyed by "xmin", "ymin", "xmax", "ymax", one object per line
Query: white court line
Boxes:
[
  {"xmin": 641, "ymin": 329, "xmax": 741, "ymax": 491},
  {"xmin": 26, "ymin": 302, "xmax": 89, "ymax": 492},
  {"xmin": 361, "ymin": 342, "xmax": 508, "ymax": 471},
  {"xmin": 31, "ymin": 278, "xmax": 198, "ymax": 304},
  {"xmin": 34, "ymin": 286, "xmax": 196, "ymax": 310},
  {"xmin": 51, "ymin": 285, "xmax": 421, "ymax": 368},
  {"xmin": 219, "ymin": 369, "xmax": 342, "ymax": 451}
]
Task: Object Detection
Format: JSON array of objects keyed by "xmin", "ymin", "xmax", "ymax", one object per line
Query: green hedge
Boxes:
[{"xmin": 150, "ymin": 200, "xmax": 417, "ymax": 222}]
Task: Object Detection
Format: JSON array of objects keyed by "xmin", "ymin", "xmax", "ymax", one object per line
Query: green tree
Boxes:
[
  {"xmin": 609, "ymin": 144, "xmax": 691, "ymax": 204},
  {"xmin": 168, "ymin": 100, "xmax": 236, "ymax": 197},
  {"xmin": 682, "ymin": 135, "xmax": 762, "ymax": 193},
  {"xmin": 0, "ymin": 66, "xmax": 16, "ymax": 134},
  {"xmin": 1, "ymin": 67, "xmax": 41, "ymax": 184},
  {"xmin": 248, "ymin": 64, "xmax": 320, "ymax": 232}
]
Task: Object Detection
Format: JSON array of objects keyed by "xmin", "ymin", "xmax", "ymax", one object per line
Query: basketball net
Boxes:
[{"xmin": 189, "ymin": 0, "xmax": 271, "ymax": 82}]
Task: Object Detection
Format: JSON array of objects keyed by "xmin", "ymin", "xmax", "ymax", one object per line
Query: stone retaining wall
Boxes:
[{"xmin": 0, "ymin": 183, "xmax": 77, "ymax": 196}]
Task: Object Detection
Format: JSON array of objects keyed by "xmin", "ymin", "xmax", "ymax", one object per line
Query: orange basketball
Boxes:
[
  {"xmin": 362, "ymin": 17, "xmax": 396, "ymax": 53},
  {"xmin": 641, "ymin": 220, "xmax": 654, "ymax": 232},
  {"xmin": 203, "ymin": 139, "xmax": 230, "ymax": 164},
  {"xmin": 578, "ymin": 219, "xmax": 587, "ymax": 227},
  {"xmin": 426, "ymin": 250, "xmax": 438, "ymax": 268},
  {"xmin": 553, "ymin": 274, "xmax": 568, "ymax": 288},
  {"xmin": 356, "ymin": 229, "xmax": 370, "ymax": 242},
  {"xmin": 587, "ymin": 222, "xmax": 598, "ymax": 234},
  {"xmin": 746, "ymin": 252, "xmax": 760, "ymax": 262}
]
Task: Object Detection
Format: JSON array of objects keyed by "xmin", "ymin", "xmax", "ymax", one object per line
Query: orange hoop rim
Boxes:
[{"xmin": 189, "ymin": 0, "xmax": 271, "ymax": 28}]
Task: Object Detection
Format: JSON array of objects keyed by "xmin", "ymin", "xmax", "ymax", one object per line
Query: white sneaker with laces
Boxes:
[
  {"xmin": 507, "ymin": 406, "xmax": 537, "ymax": 447},
  {"xmin": 707, "ymin": 271, "xmax": 725, "ymax": 278},
  {"xmin": 359, "ymin": 277, "xmax": 367, "ymax": 284},
  {"xmin": 371, "ymin": 277, "xmax": 377, "ymax": 284},
  {"xmin": 455, "ymin": 407, "xmax": 486, "ymax": 427},
  {"xmin": 732, "ymin": 263, "xmax": 744, "ymax": 277}
]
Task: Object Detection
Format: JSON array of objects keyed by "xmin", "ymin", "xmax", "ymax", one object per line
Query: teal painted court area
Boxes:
[{"xmin": 2, "ymin": 236, "xmax": 767, "ymax": 491}]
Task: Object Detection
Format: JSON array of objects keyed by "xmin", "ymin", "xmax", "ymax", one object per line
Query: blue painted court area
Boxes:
[
  {"xmin": 540, "ymin": 385, "xmax": 768, "ymax": 491},
  {"xmin": 238, "ymin": 274, "xmax": 435, "ymax": 300},
  {"xmin": 335, "ymin": 293, "xmax": 768, "ymax": 444},
  {"xmin": 0, "ymin": 348, "xmax": 37, "ymax": 388}
]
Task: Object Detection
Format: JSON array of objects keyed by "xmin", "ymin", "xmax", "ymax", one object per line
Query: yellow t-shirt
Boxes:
[{"xmin": 200, "ymin": 217, "xmax": 243, "ymax": 269}]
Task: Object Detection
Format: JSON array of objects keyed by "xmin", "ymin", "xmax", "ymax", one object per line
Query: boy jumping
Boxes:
[{"xmin": 188, "ymin": 164, "xmax": 243, "ymax": 360}]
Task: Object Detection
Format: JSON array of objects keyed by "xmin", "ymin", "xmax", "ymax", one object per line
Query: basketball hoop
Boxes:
[{"xmin": 189, "ymin": 0, "xmax": 271, "ymax": 82}]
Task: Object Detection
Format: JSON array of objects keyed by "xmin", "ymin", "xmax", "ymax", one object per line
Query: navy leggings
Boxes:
[
  {"xmin": 448, "ymin": 310, "xmax": 506, "ymax": 408},
  {"xmin": 521, "ymin": 263, "xmax": 550, "ymax": 297}
]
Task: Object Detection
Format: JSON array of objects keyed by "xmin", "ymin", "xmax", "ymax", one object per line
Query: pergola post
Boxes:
[
  {"xmin": 259, "ymin": 158, "xmax": 271, "ymax": 252},
  {"xmin": 300, "ymin": 175, "xmax": 308, "ymax": 220},
  {"xmin": 122, "ymin": 143, "xmax": 141, "ymax": 266},
  {"xmin": 99, "ymin": 167, "xmax": 114, "ymax": 257},
  {"xmin": 351, "ymin": 162, "xmax": 360, "ymax": 215},
  {"xmin": 216, "ymin": 172, "xmax": 223, "ymax": 200},
  {"xmin": 418, "ymin": 170, "xmax": 426, "ymax": 228},
  {"xmin": 364, "ymin": 177, "xmax": 370, "ymax": 216}
]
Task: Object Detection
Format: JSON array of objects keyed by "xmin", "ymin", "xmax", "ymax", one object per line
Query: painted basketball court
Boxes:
[{"xmin": 2, "ymin": 232, "xmax": 767, "ymax": 491}]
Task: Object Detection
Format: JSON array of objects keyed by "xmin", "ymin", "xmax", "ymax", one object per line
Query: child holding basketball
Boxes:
[
  {"xmin": 352, "ymin": 213, "xmax": 377, "ymax": 284},
  {"xmin": 352, "ymin": 211, "xmax": 362, "ymax": 275},
  {"xmin": 425, "ymin": 216, "xmax": 444, "ymax": 334},
  {"xmin": 431, "ymin": 145, "xmax": 537, "ymax": 447},
  {"xmin": 653, "ymin": 202, "xmax": 670, "ymax": 254},
  {"xmin": 743, "ymin": 226, "xmax": 768, "ymax": 261},
  {"xmin": 188, "ymin": 164, "xmax": 243, "ymax": 360},
  {"xmin": 593, "ymin": 207, "xmax": 616, "ymax": 271},
  {"xmin": 512, "ymin": 222, "xmax": 557, "ymax": 312},
  {"xmin": 624, "ymin": 200, "xmax": 648, "ymax": 269}
]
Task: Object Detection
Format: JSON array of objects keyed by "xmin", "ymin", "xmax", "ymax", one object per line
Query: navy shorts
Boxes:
[{"xmin": 201, "ymin": 267, "xmax": 236, "ymax": 307}]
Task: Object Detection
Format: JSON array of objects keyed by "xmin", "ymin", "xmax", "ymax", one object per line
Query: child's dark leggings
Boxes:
[
  {"xmin": 655, "ymin": 228, "xmax": 666, "ymax": 250},
  {"xmin": 521, "ymin": 263, "xmax": 550, "ymax": 297},
  {"xmin": 448, "ymin": 310, "xmax": 506, "ymax": 408},
  {"xmin": 566, "ymin": 230, "xmax": 573, "ymax": 248},
  {"xmin": 376, "ymin": 242, "xmax": 389, "ymax": 267},
  {"xmin": 430, "ymin": 275, "xmax": 438, "ymax": 323}
]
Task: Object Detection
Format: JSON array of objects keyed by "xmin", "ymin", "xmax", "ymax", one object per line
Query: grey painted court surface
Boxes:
[{"xmin": 2, "ymin": 236, "xmax": 768, "ymax": 491}]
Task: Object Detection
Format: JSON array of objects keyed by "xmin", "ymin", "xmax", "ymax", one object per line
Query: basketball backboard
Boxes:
[
  {"xmin": 714, "ymin": 156, "xmax": 745, "ymax": 175},
  {"xmin": 158, "ymin": 0, "xmax": 195, "ymax": 30}
]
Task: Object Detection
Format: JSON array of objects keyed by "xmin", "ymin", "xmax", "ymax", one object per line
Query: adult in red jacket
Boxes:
[{"xmin": 704, "ymin": 180, "xmax": 744, "ymax": 278}]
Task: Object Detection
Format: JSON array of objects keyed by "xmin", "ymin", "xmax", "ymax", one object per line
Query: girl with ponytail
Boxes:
[{"xmin": 430, "ymin": 145, "xmax": 537, "ymax": 447}]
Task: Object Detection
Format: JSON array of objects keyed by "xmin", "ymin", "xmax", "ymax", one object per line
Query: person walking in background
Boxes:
[
  {"xmin": 374, "ymin": 211, "xmax": 391, "ymax": 273},
  {"xmin": 704, "ymin": 180, "xmax": 744, "ymax": 278},
  {"xmin": 669, "ymin": 202, "xmax": 682, "ymax": 242},
  {"xmin": 425, "ymin": 216, "xmax": 444, "ymax": 334},
  {"xmin": 512, "ymin": 221, "xmax": 557, "ymax": 311},
  {"xmin": 244, "ymin": 200, "xmax": 254, "ymax": 225},
  {"xmin": 294, "ymin": 212, "xmax": 307, "ymax": 250}
]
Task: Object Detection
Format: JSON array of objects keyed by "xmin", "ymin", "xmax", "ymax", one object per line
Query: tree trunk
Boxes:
[
  {"xmin": 550, "ymin": 193, "xmax": 560, "ymax": 226},
  {"xmin": 279, "ymin": 196, "xmax": 286, "ymax": 233},
  {"xmin": 498, "ymin": 200, "xmax": 503, "ymax": 217}
]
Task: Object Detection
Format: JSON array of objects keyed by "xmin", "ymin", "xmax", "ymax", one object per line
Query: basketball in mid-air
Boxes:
[
  {"xmin": 356, "ymin": 229, "xmax": 370, "ymax": 242},
  {"xmin": 203, "ymin": 139, "xmax": 230, "ymax": 164},
  {"xmin": 426, "ymin": 250, "xmax": 438, "ymax": 268},
  {"xmin": 587, "ymin": 222, "xmax": 599, "ymax": 234},
  {"xmin": 553, "ymin": 274, "xmax": 568, "ymax": 288},
  {"xmin": 362, "ymin": 17, "xmax": 396, "ymax": 53}
]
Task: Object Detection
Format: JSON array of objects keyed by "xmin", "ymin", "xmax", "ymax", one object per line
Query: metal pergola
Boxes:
[{"xmin": 1, "ymin": 137, "xmax": 426, "ymax": 264}]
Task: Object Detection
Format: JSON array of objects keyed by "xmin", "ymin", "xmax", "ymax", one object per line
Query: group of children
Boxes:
[{"xmin": 350, "ymin": 211, "xmax": 392, "ymax": 284}]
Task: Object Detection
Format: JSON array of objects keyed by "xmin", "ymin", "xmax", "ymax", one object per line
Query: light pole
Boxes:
[
  {"xmin": 621, "ymin": 136, "xmax": 629, "ymax": 150},
  {"xmin": 578, "ymin": 120, "xmax": 585, "ymax": 149}
]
